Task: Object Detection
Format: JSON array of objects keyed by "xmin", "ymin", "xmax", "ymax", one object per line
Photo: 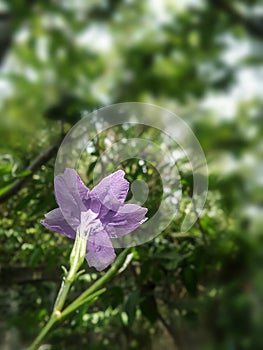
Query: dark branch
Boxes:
[
  {"xmin": 0, "ymin": 265, "xmax": 60, "ymax": 285},
  {"xmin": 0, "ymin": 143, "xmax": 59, "ymax": 204},
  {"xmin": 157, "ymin": 310, "xmax": 179, "ymax": 350},
  {"xmin": 209, "ymin": 0, "xmax": 263, "ymax": 40},
  {"xmin": 0, "ymin": 11, "xmax": 12, "ymax": 63}
]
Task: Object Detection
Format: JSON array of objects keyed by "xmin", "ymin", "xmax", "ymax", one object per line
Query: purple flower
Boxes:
[{"xmin": 41, "ymin": 169, "xmax": 147, "ymax": 271}]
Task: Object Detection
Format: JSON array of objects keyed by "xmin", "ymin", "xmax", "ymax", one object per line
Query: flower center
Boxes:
[{"xmin": 78, "ymin": 210, "xmax": 104, "ymax": 238}]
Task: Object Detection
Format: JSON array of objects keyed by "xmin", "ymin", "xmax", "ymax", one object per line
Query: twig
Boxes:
[
  {"xmin": 0, "ymin": 143, "xmax": 59, "ymax": 203},
  {"xmin": 157, "ymin": 310, "xmax": 179, "ymax": 350},
  {"xmin": 209, "ymin": 0, "xmax": 263, "ymax": 40}
]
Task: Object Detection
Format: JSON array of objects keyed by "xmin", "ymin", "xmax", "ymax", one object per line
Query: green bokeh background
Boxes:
[{"xmin": 0, "ymin": 1, "xmax": 262, "ymax": 349}]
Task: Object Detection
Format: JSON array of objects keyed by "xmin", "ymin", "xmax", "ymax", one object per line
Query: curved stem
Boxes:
[
  {"xmin": 27, "ymin": 233, "xmax": 88, "ymax": 350},
  {"xmin": 60, "ymin": 288, "xmax": 106, "ymax": 320},
  {"xmin": 63, "ymin": 248, "xmax": 132, "ymax": 311},
  {"xmin": 27, "ymin": 248, "xmax": 133, "ymax": 350},
  {"xmin": 27, "ymin": 271, "xmax": 75, "ymax": 350},
  {"xmin": 52, "ymin": 277, "xmax": 72, "ymax": 312},
  {"xmin": 27, "ymin": 314, "xmax": 58, "ymax": 350}
]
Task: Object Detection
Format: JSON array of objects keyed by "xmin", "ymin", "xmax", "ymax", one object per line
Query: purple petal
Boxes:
[
  {"xmin": 41, "ymin": 208, "xmax": 76, "ymax": 239},
  {"xmin": 86, "ymin": 230, "xmax": 116, "ymax": 271},
  {"xmin": 104, "ymin": 204, "xmax": 148, "ymax": 237},
  {"xmin": 82, "ymin": 195, "xmax": 102, "ymax": 216},
  {"xmin": 77, "ymin": 174, "xmax": 90, "ymax": 203},
  {"xmin": 54, "ymin": 168, "xmax": 88, "ymax": 230},
  {"xmin": 90, "ymin": 170, "xmax": 129, "ymax": 212}
]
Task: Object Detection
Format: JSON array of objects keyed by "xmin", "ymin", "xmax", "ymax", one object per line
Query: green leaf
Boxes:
[
  {"xmin": 15, "ymin": 169, "xmax": 32, "ymax": 178},
  {"xmin": 140, "ymin": 295, "xmax": 158, "ymax": 323},
  {"xmin": 0, "ymin": 163, "xmax": 12, "ymax": 175},
  {"xmin": 181, "ymin": 266, "xmax": 198, "ymax": 296},
  {"xmin": 14, "ymin": 192, "xmax": 35, "ymax": 211},
  {"xmin": 101, "ymin": 286, "xmax": 124, "ymax": 309},
  {"xmin": 0, "ymin": 183, "xmax": 12, "ymax": 196},
  {"xmin": 86, "ymin": 161, "xmax": 97, "ymax": 176},
  {"xmin": 125, "ymin": 290, "xmax": 140, "ymax": 326}
]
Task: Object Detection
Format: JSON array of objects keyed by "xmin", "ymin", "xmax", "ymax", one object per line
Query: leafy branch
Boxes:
[{"xmin": 0, "ymin": 144, "xmax": 59, "ymax": 204}]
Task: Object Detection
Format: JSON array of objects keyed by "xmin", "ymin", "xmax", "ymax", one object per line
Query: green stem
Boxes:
[
  {"xmin": 27, "ymin": 314, "xmax": 59, "ymax": 350},
  {"xmin": 52, "ymin": 276, "xmax": 73, "ymax": 313},
  {"xmin": 60, "ymin": 288, "xmax": 107, "ymax": 320},
  {"xmin": 53, "ymin": 233, "xmax": 87, "ymax": 313},
  {"xmin": 71, "ymin": 248, "xmax": 132, "ymax": 306},
  {"xmin": 28, "ymin": 232, "xmax": 88, "ymax": 350},
  {"xmin": 27, "ymin": 268, "xmax": 76, "ymax": 350},
  {"xmin": 27, "ymin": 248, "xmax": 132, "ymax": 349}
]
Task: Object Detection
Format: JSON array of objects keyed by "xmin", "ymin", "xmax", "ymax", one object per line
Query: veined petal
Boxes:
[
  {"xmin": 54, "ymin": 168, "xmax": 88, "ymax": 230},
  {"xmin": 76, "ymin": 171, "xmax": 90, "ymax": 202},
  {"xmin": 41, "ymin": 208, "xmax": 76, "ymax": 239},
  {"xmin": 82, "ymin": 195, "xmax": 102, "ymax": 216},
  {"xmin": 86, "ymin": 230, "xmax": 116, "ymax": 271},
  {"xmin": 90, "ymin": 170, "xmax": 129, "ymax": 211},
  {"xmin": 104, "ymin": 204, "xmax": 148, "ymax": 237}
]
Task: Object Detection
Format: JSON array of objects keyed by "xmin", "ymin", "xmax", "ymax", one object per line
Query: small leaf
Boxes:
[
  {"xmin": 181, "ymin": 266, "xmax": 198, "ymax": 296},
  {"xmin": 125, "ymin": 290, "xmax": 140, "ymax": 326},
  {"xmin": 0, "ymin": 163, "xmax": 12, "ymax": 175},
  {"xmin": 101, "ymin": 286, "xmax": 124, "ymax": 309},
  {"xmin": 0, "ymin": 183, "xmax": 12, "ymax": 196},
  {"xmin": 87, "ymin": 161, "xmax": 97, "ymax": 176},
  {"xmin": 15, "ymin": 169, "xmax": 32, "ymax": 178},
  {"xmin": 61, "ymin": 265, "xmax": 68, "ymax": 275},
  {"xmin": 140, "ymin": 295, "xmax": 158, "ymax": 323}
]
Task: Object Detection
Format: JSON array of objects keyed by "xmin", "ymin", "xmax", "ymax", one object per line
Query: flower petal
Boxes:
[
  {"xmin": 86, "ymin": 230, "xmax": 116, "ymax": 271},
  {"xmin": 54, "ymin": 168, "xmax": 88, "ymax": 230},
  {"xmin": 41, "ymin": 208, "xmax": 76, "ymax": 239},
  {"xmin": 104, "ymin": 204, "xmax": 148, "ymax": 237},
  {"xmin": 90, "ymin": 170, "xmax": 129, "ymax": 212}
]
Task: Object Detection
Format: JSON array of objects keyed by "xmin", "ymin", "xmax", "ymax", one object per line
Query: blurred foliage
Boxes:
[{"xmin": 0, "ymin": 0, "xmax": 263, "ymax": 349}]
